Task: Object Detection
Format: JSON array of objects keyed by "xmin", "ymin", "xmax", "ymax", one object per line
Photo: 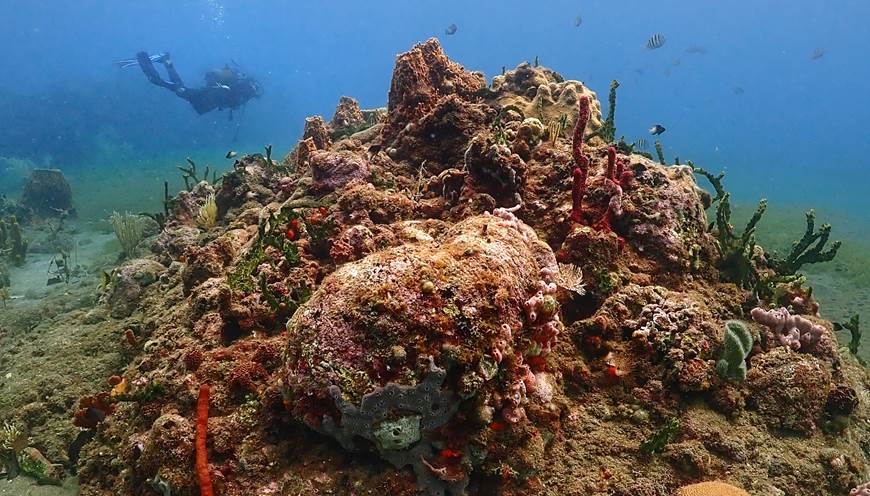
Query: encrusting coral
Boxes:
[{"xmin": 53, "ymin": 38, "xmax": 870, "ymax": 496}]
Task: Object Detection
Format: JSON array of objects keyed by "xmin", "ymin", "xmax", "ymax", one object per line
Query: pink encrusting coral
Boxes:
[
  {"xmin": 750, "ymin": 306, "xmax": 826, "ymax": 351},
  {"xmin": 852, "ymin": 481, "xmax": 870, "ymax": 496},
  {"xmin": 523, "ymin": 275, "xmax": 561, "ymax": 358}
]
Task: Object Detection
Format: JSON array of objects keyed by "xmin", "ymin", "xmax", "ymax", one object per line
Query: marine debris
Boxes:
[{"xmin": 46, "ymin": 38, "xmax": 870, "ymax": 496}]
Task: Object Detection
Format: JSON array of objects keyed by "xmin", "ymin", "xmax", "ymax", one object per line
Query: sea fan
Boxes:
[
  {"xmin": 554, "ymin": 262, "xmax": 585, "ymax": 295},
  {"xmin": 110, "ymin": 211, "xmax": 146, "ymax": 258}
]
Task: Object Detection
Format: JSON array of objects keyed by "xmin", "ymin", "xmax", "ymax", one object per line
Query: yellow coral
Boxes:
[{"xmin": 676, "ymin": 481, "xmax": 750, "ymax": 496}]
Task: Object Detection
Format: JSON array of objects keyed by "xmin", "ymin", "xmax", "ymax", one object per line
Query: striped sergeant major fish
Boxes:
[{"xmin": 646, "ymin": 34, "xmax": 666, "ymax": 50}]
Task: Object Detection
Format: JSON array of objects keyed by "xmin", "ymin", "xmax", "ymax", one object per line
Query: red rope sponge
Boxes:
[
  {"xmin": 570, "ymin": 95, "xmax": 592, "ymax": 223},
  {"xmin": 606, "ymin": 146, "xmax": 617, "ymax": 181},
  {"xmin": 196, "ymin": 384, "xmax": 214, "ymax": 496},
  {"xmin": 572, "ymin": 95, "xmax": 591, "ymax": 169}
]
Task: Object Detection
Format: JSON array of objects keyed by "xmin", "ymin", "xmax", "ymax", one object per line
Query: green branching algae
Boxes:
[
  {"xmin": 689, "ymin": 162, "xmax": 725, "ymax": 204},
  {"xmin": 767, "ymin": 209, "xmax": 842, "ymax": 276},
  {"xmin": 492, "ymin": 105, "xmax": 525, "ymax": 146},
  {"xmin": 17, "ymin": 452, "xmax": 62, "ymax": 486},
  {"xmin": 178, "ymin": 157, "xmax": 210, "ymax": 191},
  {"xmin": 114, "ymin": 382, "xmax": 166, "ymax": 404},
  {"xmin": 228, "ymin": 200, "xmax": 321, "ymax": 314},
  {"xmin": 654, "ymin": 140, "xmax": 666, "ymax": 165},
  {"xmin": 834, "ymin": 314, "xmax": 863, "ymax": 364},
  {"xmin": 599, "ymin": 80, "xmax": 619, "ymax": 143},
  {"xmin": 691, "ymin": 164, "xmax": 841, "ymax": 294},
  {"xmin": 640, "ymin": 417, "xmax": 680, "ymax": 455},
  {"xmin": 714, "ymin": 193, "xmax": 767, "ymax": 289}
]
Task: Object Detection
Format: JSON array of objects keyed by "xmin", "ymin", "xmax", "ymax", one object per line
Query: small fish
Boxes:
[
  {"xmin": 649, "ymin": 124, "xmax": 666, "ymax": 135},
  {"xmin": 732, "ymin": 86, "xmax": 745, "ymax": 96},
  {"xmin": 634, "ymin": 138, "xmax": 649, "ymax": 150},
  {"xmin": 225, "ymin": 150, "xmax": 238, "ymax": 159},
  {"xmin": 685, "ymin": 45, "xmax": 707, "ymax": 55},
  {"xmin": 810, "ymin": 47, "xmax": 825, "ymax": 60},
  {"xmin": 574, "ymin": 15, "xmax": 582, "ymax": 27},
  {"xmin": 672, "ymin": 57, "xmax": 681, "ymax": 66},
  {"xmin": 366, "ymin": 144, "xmax": 382, "ymax": 160},
  {"xmin": 646, "ymin": 33, "xmax": 666, "ymax": 50},
  {"xmin": 445, "ymin": 23, "xmax": 457, "ymax": 35}
]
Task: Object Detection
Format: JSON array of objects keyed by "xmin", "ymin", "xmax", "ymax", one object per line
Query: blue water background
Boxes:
[{"xmin": 2, "ymin": 0, "xmax": 868, "ymax": 218}]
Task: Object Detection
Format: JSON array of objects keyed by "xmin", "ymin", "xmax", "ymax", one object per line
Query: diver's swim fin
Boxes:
[
  {"xmin": 114, "ymin": 52, "xmax": 169, "ymax": 69},
  {"xmin": 136, "ymin": 52, "xmax": 162, "ymax": 80},
  {"xmin": 135, "ymin": 52, "xmax": 177, "ymax": 90}
]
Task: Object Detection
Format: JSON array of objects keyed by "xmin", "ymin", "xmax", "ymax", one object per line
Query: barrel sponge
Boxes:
[{"xmin": 676, "ymin": 481, "xmax": 750, "ymax": 496}]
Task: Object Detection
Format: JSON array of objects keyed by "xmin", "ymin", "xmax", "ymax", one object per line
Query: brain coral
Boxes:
[
  {"xmin": 676, "ymin": 481, "xmax": 750, "ymax": 496},
  {"xmin": 282, "ymin": 208, "xmax": 559, "ymax": 494}
]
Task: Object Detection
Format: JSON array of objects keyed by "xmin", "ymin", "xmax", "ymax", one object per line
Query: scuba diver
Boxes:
[{"xmin": 117, "ymin": 51, "xmax": 262, "ymax": 118}]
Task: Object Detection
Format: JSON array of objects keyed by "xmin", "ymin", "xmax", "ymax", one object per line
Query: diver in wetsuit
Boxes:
[{"xmin": 126, "ymin": 51, "xmax": 262, "ymax": 117}]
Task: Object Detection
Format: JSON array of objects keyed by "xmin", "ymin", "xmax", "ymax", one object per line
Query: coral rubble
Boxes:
[{"xmin": 33, "ymin": 38, "xmax": 867, "ymax": 496}]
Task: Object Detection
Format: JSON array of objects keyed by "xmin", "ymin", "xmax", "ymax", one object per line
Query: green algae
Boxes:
[
  {"xmin": 640, "ymin": 417, "xmax": 680, "ymax": 455},
  {"xmin": 834, "ymin": 314, "xmax": 862, "ymax": 364},
  {"xmin": 733, "ymin": 202, "xmax": 870, "ymax": 361},
  {"xmin": 716, "ymin": 320, "xmax": 753, "ymax": 382}
]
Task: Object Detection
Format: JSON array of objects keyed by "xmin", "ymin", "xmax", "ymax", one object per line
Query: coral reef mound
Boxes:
[{"xmin": 14, "ymin": 37, "xmax": 864, "ymax": 496}]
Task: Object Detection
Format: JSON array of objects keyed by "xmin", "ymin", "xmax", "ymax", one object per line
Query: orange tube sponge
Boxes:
[{"xmin": 196, "ymin": 384, "xmax": 214, "ymax": 496}]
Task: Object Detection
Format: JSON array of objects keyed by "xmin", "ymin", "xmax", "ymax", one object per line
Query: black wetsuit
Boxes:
[{"xmin": 135, "ymin": 52, "xmax": 260, "ymax": 115}]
